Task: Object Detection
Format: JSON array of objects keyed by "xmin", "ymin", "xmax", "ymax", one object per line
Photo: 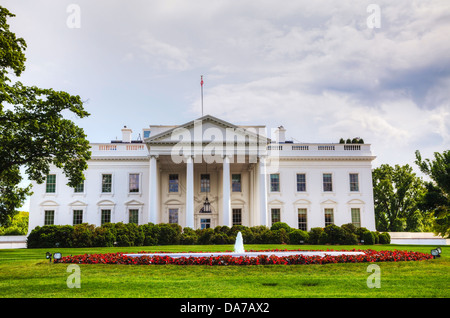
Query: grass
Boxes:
[{"xmin": 0, "ymin": 244, "xmax": 449, "ymax": 298}]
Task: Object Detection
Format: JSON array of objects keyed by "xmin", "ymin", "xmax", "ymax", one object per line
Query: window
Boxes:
[
  {"xmin": 271, "ymin": 208, "xmax": 281, "ymax": 224},
  {"xmin": 298, "ymin": 208, "xmax": 307, "ymax": 231},
  {"xmin": 200, "ymin": 218, "xmax": 211, "ymax": 229},
  {"xmin": 270, "ymin": 174, "xmax": 280, "ymax": 192},
  {"xmin": 74, "ymin": 180, "xmax": 84, "ymax": 193},
  {"xmin": 324, "ymin": 208, "xmax": 334, "ymax": 226},
  {"xmin": 232, "ymin": 208, "xmax": 242, "ymax": 226},
  {"xmin": 44, "ymin": 210, "xmax": 54, "ymax": 225},
  {"xmin": 46, "ymin": 174, "xmax": 56, "ymax": 193},
  {"xmin": 323, "ymin": 173, "xmax": 333, "ymax": 192},
  {"xmin": 101, "ymin": 209, "xmax": 111, "ymax": 225},
  {"xmin": 129, "ymin": 209, "xmax": 139, "ymax": 224},
  {"xmin": 350, "ymin": 173, "xmax": 359, "ymax": 192},
  {"xmin": 200, "ymin": 174, "xmax": 210, "ymax": 193},
  {"xmin": 232, "ymin": 174, "xmax": 241, "ymax": 192},
  {"xmin": 129, "ymin": 174, "xmax": 140, "ymax": 193},
  {"xmin": 351, "ymin": 208, "xmax": 361, "ymax": 228},
  {"xmin": 102, "ymin": 174, "xmax": 112, "ymax": 193},
  {"xmin": 169, "ymin": 174, "xmax": 179, "ymax": 192},
  {"xmin": 296, "ymin": 173, "xmax": 306, "ymax": 192},
  {"xmin": 73, "ymin": 210, "xmax": 83, "ymax": 225},
  {"xmin": 169, "ymin": 208, "xmax": 178, "ymax": 224}
]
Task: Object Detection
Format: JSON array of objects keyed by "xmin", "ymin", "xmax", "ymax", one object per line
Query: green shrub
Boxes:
[
  {"xmin": 157, "ymin": 223, "xmax": 181, "ymax": 245},
  {"xmin": 262, "ymin": 228, "xmax": 288, "ymax": 244},
  {"xmin": 197, "ymin": 228, "xmax": 214, "ymax": 245},
  {"xmin": 27, "ymin": 225, "xmax": 74, "ymax": 248},
  {"xmin": 308, "ymin": 227, "xmax": 324, "ymax": 244},
  {"xmin": 141, "ymin": 223, "xmax": 160, "ymax": 246},
  {"xmin": 318, "ymin": 231, "xmax": 329, "ymax": 244},
  {"xmin": 93, "ymin": 226, "xmax": 115, "ymax": 247},
  {"xmin": 212, "ymin": 232, "xmax": 230, "ymax": 244},
  {"xmin": 379, "ymin": 232, "xmax": 391, "ymax": 244},
  {"xmin": 72, "ymin": 223, "xmax": 95, "ymax": 247},
  {"xmin": 363, "ymin": 231, "xmax": 376, "ymax": 245},
  {"xmin": 113, "ymin": 222, "xmax": 144, "ymax": 247},
  {"xmin": 288, "ymin": 229, "xmax": 309, "ymax": 244},
  {"xmin": 180, "ymin": 227, "xmax": 198, "ymax": 245},
  {"xmin": 270, "ymin": 222, "xmax": 292, "ymax": 232},
  {"xmin": 323, "ymin": 224, "xmax": 346, "ymax": 244},
  {"xmin": 342, "ymin": 232, "xmax": 359, "ymax": 245}
]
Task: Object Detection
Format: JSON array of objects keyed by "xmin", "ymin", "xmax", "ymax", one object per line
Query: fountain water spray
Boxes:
[{"xmin": 234, "ymin": 231, "xmax": 245, "ymax": 254}]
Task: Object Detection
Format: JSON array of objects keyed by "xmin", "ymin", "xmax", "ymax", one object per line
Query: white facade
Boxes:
[{"xmin": 28, "ymin": 115, "xmax": 376, "ymax": 233}]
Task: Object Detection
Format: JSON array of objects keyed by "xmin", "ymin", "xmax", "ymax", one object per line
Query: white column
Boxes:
[
  {"xmin": 222, "ymin": 155, "xmax": 231, "ymax": 226},
  {"xmin": 149, "ymin": 155, "xmax": 158, "ymax": 224},
  {"xmin": 258, "ymin": 156, "xmax": 268, "ymax": 226},
  {"xmin": 185, "ymin": 156, "xmax": 194, "ymax": 228}
]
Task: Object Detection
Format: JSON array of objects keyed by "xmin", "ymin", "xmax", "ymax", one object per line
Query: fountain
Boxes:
[
  {"xmin": 124, "ymin": 232, "xmax": 365, "ymax": 259},
  {"xmin": 234, "ymin": 231, "xmax": 245, "ymax": 254}
]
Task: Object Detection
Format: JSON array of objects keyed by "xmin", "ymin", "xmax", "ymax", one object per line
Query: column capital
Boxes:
[{"xmin": 149, "ymin": 154, "xmax": 159, "ymax": 159}]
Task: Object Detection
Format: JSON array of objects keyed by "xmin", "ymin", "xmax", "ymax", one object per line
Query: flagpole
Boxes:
[{"xmin": 201, "ymin": 75, "xmax": 204, "ymax": 116}]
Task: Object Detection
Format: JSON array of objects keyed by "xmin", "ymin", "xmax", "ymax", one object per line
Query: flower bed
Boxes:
[{"xmin": 54, "ymin": 249, "xmax": 433, "ymax": 266}]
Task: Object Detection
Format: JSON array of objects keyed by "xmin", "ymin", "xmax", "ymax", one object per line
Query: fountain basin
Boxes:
[{"xmin": 124, "ymin": 250, "xmax": 365, "ymax": 259}]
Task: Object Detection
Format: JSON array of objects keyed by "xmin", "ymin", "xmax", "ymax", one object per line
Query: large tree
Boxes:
[
  {"xmin": 415, "ymin": 150, "xmax": 450, "ymax": 237},
  {"xmin": 372, "ymin": 164, "xmax": 429, "ymax": 232},
  {"xmin": 0, "ymin": 6, "xmax": 91, "ymax": 226}
]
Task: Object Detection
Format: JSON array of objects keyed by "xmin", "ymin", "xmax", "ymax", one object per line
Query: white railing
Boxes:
[
  {"xmin": 266, "ymin": 143, "xmax": 371, "ymax": 157},
  {"xmin": 292, "ymin": 145, "xmax": 309, "ymax": 150},
  {"xmin": 98, "ymin": 145, "xmax": 117, "ymax": 151}
]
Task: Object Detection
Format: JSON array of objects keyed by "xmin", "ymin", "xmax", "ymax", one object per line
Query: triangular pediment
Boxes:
[
  {"xmin": 321, "ymin": 199, "xmax": 338, "ymax": 205},
  {"xmin": 69, "ymin": 200, "xmax": 88, "ymax": 206},
  {"xmin": 125, "ymin": 199, "xmax": 144, "ymax": 206},
  {"xmin": 146, "ymin": 115, "xmax": 270, "ymax": 145},
  {"xmin": 268, "ymin": 199, "xmax": 285, "ymax": 205}
]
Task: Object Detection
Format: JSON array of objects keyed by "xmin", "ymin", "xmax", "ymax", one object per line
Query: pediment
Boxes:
[
  {"xmin": 231, "ymin": 198, "xmax": 246, "ymax": 205},
  {"xmin": 268, "ymin": 199, "xmax": 284, "ymax": 205},
  {"xmin": 321, "ymin": 199, "xmax": 338, "ymax": 205},
  {"xmin": 347, "ymin": 199, "xmax": 365, "ymax": 205},
  {"xmin": 69, "ymin": 200, "xmax": 88, "ymax": 206},
  {"xmin": 164, "ymin": 199, "xmax": 183, "ymax": 205},
  {"xmin": 40, "ymin": 200, "xmax": 59, "ymax": 206},
  {"xmin": 97, "ymin": 200, "xmax": 115, "ymax": 206},
  {"xmin": 146, "ymin": 115, "xmax": 270, "ymax": 145},
  {"xmin": 293, "ymin": 199, "xmax": 311, "ymax": 205},
  {"xmin": 125, "ymin": 199, "xmax": 144, "ymax": 206}
]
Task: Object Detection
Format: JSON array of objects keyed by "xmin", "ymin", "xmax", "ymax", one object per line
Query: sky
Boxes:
[{"xmin": 3, "ymin": 0, "xmax": 450, "ymax": 206}]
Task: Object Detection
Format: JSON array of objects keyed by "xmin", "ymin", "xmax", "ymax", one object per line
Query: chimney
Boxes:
[
  {"xmin": 121, "ymin": 126, "xmax": 132, "ymax": 143},
  {"xmin": 275, "ymin": 125, "xmax": 286, "ymax": 143}
]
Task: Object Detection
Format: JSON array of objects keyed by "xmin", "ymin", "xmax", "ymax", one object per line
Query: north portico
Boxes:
[
  {"xmin": 145, "ymin": 115, "xmax": 270, "ymax": 229},
  {"xmin": 28, "ymin": 114, "xmax": 377, "ymax": 233}
]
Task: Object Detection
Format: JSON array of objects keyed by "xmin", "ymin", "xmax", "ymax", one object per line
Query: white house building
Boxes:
[{"xmin": 28, "ymin": 115, "xmax": 377, "ymax": 233}]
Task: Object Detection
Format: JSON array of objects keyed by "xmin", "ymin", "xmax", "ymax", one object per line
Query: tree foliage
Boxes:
[
  {"xmin": 372, "ymin": 164, "xmax": 428, "ymax": 232},
  {"xmin": 0, "ymin": 6, "xmax": 91, "ymax": 225},
  {"xmin": 415, "ymin": 150, "xmax": 450, "ymax": 237}
]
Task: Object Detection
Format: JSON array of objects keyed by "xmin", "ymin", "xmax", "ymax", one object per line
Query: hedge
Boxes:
[{"xmin": 26, "ymin": 222, "xmax": 390, "ymax": 248}]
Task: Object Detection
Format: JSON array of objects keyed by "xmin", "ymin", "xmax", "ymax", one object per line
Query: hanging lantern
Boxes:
[{"xmin": 202, "ymin": 196, "xmax": 211, "ymax": 213}]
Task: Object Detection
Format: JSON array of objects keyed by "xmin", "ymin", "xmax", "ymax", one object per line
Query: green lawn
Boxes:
[{"xmin": 0, "ymin": 244, "xmax": 448, "ymax": 298}]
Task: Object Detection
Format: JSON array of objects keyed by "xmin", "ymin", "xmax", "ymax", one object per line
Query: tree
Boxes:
[
  {"xmin": 415, "ymin": 150, "xmax": 450, "ymax": 237},
  {"xmin": 0, "ymin": 6, "xmax": 91, "ymax": 225},
  {"xmin": 372, "ymin": 164, "xmax": 428, "ymax": 232}
]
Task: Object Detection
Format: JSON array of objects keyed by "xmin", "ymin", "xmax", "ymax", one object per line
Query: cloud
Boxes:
[{"xmin": 2, "ymin": 0, "xmax": 448, "ymax": 169}]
